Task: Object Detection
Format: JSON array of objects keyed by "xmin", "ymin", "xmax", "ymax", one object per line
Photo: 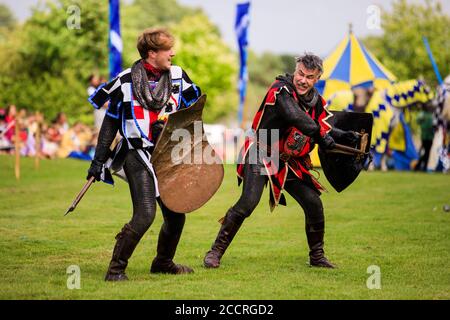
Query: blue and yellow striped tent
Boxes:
[
  {"xmin": 323, "ymin": 79, "xmax": 434, "ymax": 170},
  {"xmin": 327, "ymin": 79, "xmax": 434, "ymax": 153},
  {"xmin": 317, "ymin": 31, "xmax": 397, "ymax": 100}
]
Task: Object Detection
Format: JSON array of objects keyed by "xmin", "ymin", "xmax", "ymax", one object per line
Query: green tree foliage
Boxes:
[
  {"xmin": 0, "ymin": 0, "xmax": 108, "ymax": 123},
  {"xmin": 171, "ymin": 13, "xmax": 238, "ymax": 123},
  {"xmin": 0, "ymin": 4, "xmax": 16, "ymax": 29},
  {"xmin": 120, "ymin": 0, "xmax": 200, "ymax": 66},
  {"xmin": 120, "ymin": 1, "xmax": 237, "ymax": 123},
  {"xmin": 0, "ymin": 0, "xmax": 237, "ymax": 124},
  {"xmin": 248, "ymin": 52, "xmax": 295, "ymax": 87},
  {"xmin": 363, "ymin": 0, "xmax": 450, "ymax": 86},
  {"xmin": 243, "ymin": 52, "xmax": 295, "ymax": 123},
  {"xmin": 248, "ymin": 51, "xmax": 285, "ymax": 88}
]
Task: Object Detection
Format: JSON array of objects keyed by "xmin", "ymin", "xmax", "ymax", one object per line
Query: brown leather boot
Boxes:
[
  {"xmin": 104, "ymin": 223, "xmax": 141, "ymax": 281},
  {"xmin": 203, "ymin": 208, "xmax": 244, "ymax": 268},
  {"xmin": 306, "ymin": 223, "xmax": 336, "ymax": 269},
  {"xmin": 150, "ymin": 216, "xmax": 193, "ymax": 275}
]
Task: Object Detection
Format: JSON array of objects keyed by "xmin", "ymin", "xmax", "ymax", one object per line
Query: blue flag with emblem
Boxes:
[
  {"xmin": 109, "ymin": 0, "xmax": 122, "ymax": 79},
  {"xmin": 235, "ymin": 2, "xmax": 250, "ymax": 126}
]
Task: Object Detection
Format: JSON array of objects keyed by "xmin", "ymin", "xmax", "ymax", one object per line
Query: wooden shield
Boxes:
[
  {"xmin": 151, "ymin": 95, "xmax": 224, "ymax": 213},
  {"xmin": 318, "ymin": 111, "xmax": 373, "ymax": 192}
]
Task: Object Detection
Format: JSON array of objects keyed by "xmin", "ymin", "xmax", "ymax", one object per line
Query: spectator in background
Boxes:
[
  {"xmin": 0, "ymin": 108, "xmax": 12, "ymax": 153},
  {"xmin": 41, "ymin": 122, "xmax": 61, "ymax": 159},
  {"xmin": 4, "ymin": 104, "xmax": 17, "ymax": 142},
  {"xmin": 352, "ymin": 87, "xmax": 374, "ymax": 113},
  {"xmin": 0, "ymin": 108, "xmax": 6, "ymax": 132},
  {"xmin": 48, "ymin": 120, "xmax": 63, "ymax": 143},
  {"xmin": 22, "ymin": 112, "xmax": 37, "ymax": 156},
  {"xmin": 16, "ymin": 109, "xmax": 29, "ymax": 155},
  {"xmin": 57, "ymin": 121, "xmax": 93, "ymax": 160},
  {"xmin": 21, "ymin": 112, "xmax": 44, "ymax": 157},
  {"xmin": 87, "ymin": 131, "xmax": 98, "ymax": 160},
  {"xmin": 88, "ymin": 74, "xmax": 108, "ymax": 132},
  {"xmin": 54, "ymin": 112, "xmax": 69, "ymax": 136},
  {"xmin": 415, "ymin": 104, "xmax": 435, "ymax": 172}
]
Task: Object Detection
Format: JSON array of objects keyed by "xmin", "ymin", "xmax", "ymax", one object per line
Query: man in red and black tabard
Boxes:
[{"xmin": 204, "ymin": 53, "xmax": 358, "ymax": 269}]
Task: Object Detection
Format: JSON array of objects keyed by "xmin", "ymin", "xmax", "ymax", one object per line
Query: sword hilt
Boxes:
[{"xmin": 327, "ymin": 131, "xmax": 370, "ymax": 157}]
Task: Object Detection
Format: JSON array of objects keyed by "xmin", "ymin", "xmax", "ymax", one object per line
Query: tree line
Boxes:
[{"xmin": 0, "ymin": 0, "xmax": 448, "ymax": 125}]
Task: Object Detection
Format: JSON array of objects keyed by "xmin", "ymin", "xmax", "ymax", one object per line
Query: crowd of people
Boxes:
[
  {"xmin": 0, "ymin": 73, "xmax": 109, "ymax": 161},
  {"xmin": 0, "ymin": 102, "xmax": 443, "ymax": 171},
  {"xmin": 0, "ymin": 73, "xmax": 446, "ymax": 174},
  {"xmin": 0, "ymin": 105, "xmax": 98, "ymax": 160}
]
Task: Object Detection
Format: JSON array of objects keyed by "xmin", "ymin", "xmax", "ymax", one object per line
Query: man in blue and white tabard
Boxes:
[{"xmin": 88, "ymin": 28, "xmax": 201, "ymax": 281}]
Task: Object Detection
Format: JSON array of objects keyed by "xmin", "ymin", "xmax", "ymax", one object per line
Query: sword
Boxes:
[
  {"xmin": 327, "ymin": 132, "xmax": 370, "ymax": 157},
  {"xmin": 64, "ymin": 176, "xmax": 95, "ymax": 216},
  {"xmin": 329, "ymin": 143, "xmax": 366, "ymax": 155}
]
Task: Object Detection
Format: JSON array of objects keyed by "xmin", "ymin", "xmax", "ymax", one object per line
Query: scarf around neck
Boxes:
[{"xmin": 131, "ymin": 59, "xmax": 172, "ymax": 110}]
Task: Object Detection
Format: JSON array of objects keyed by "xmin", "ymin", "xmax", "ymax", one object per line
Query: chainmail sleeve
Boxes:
[
  {"xmin": 277, "ymin": 89, "xmax": 321, "ymax": 138},
  {"xmin": 93, "ymin": 115, "xmax": 120, "ymax": 163}
]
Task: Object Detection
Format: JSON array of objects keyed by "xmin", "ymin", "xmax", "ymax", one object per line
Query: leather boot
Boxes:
[
  {"xmin": 306, "ymin": 223, "xmax": 336, "ymax": 268},
  {"xmin": 150, "ymin": 216, "xmax": 193, "ymax": 275},
  {"xmin": 203, "ymin": 208, "xmax": 244, "ymax": 268},
  {"xmin": 105, "ymin": 223, "xmax": 141, "ymax": 281}
]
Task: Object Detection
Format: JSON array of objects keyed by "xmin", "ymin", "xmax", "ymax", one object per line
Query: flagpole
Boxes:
[
  {"xmin": 422, "ymin": 36, "xmax": 443, "ymax": 85},
  {"xmin": 235, "ymin": 2, "xmax": 251, "ymax": 129}
]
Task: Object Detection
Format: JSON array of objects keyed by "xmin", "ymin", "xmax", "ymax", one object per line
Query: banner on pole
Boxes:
[
  {"xmin": 109, "ymin": 0, "xmax": 122, "ymax": 79},
  {"xmin": 235, "ymin": 2, "xmax": 251, "ymax": 126}
]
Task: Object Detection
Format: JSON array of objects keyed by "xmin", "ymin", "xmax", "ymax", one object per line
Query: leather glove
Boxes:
[
  {"xmin": 341, "ymin": 130, "xmax": 360, "ymax": 145},
  {"xmin": 87, "ymin": 159, "xmax": 104, "ymax": 181},
  {"xmin": 317, "ymin": 133, "xmax": 336, "ymax": 150},
  {"xmin": 151, "ymin": 120, "xmax": 165, "ymax": 143}
]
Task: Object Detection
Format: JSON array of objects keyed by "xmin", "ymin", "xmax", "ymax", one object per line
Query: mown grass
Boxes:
[{"xmin": 0, "ymin": 155, "xmax": 449, "ymax": 299}]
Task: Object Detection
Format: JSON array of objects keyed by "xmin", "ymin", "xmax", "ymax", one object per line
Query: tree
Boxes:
[
  {"xmin": 0, "ymin": 0, "xmax": 238, "ymax": 124},
  {"xmin": 171, "ymin": 13, "xmax": 238, "ymax": 123},
  {"xmin": 0, "ymin": 0, "xmax": 109, "ymax": 123},
  {"xmin": 363, "ymin": 0, "xmax": 450, "ymax": 87},
  {"xmin": 121, "ymin": 0, "xmax": 200, "ymax": 66},
  {"xmin": 0, "ymin": 4, "xmax": 17, "ymax": 42},
  {"xmin": 0, "ymin": 4, "xmax": 16, "ymax": 29},
  {"xmin": 242, "ymin": 52, "xmax": 296, "ymax": 124}
]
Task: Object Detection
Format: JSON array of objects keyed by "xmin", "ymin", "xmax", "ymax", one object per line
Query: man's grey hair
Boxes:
[{"xmin": 296, "ymin": 53, "xmax": 323, "ymax": 75}]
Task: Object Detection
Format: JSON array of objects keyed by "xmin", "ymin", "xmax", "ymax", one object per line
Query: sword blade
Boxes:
[
  {"xmin": 64, "ymin": 177, "xmax": 95, "ymax": 216},
  {"xmin": 330, "ymin": 143, "xmax": 366, "ymax": 155}
]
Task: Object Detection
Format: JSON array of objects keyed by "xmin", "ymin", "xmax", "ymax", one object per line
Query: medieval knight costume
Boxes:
[
  {"xmin": 88, "ymin": 59, "xmax": 201, "ymax": 280},
  {"xmin": 204, "ymin": 74, "xmax": 358, "ymax": 269}
]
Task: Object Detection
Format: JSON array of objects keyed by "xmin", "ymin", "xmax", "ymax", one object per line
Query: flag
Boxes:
[
  {"xmin": 109, "ymin": 0, "xmax": 122, "ymax": 79},
  {"xmin": 235, "ymin": 2, "xmax": 250, "ymax": 126}
]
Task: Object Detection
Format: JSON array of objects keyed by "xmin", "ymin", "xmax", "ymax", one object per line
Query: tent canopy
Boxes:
[{"xmin": 317, "ymin": 31, "xmax": 396, "ymax": 100}]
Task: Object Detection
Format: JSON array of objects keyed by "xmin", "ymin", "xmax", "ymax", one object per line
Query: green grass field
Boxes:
[{"xmin": 0, "ymin": 155, "xmax": 449, "ymax": 300}]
